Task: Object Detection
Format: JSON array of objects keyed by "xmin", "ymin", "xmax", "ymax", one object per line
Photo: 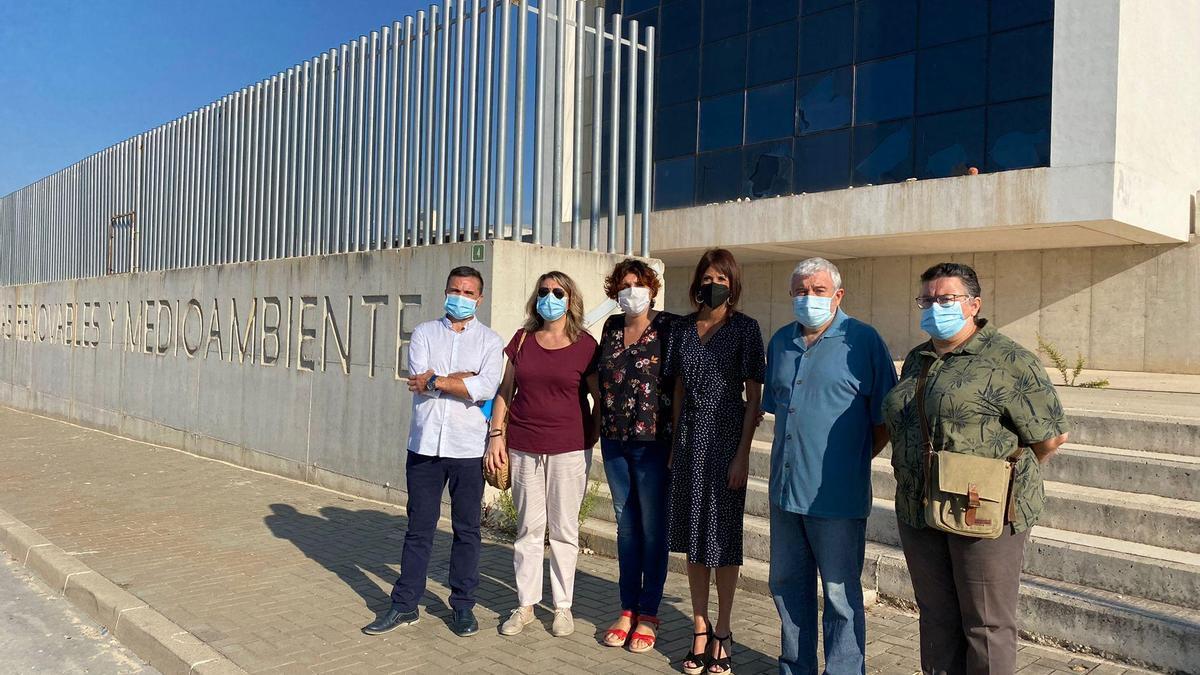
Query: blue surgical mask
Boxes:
[
  {"xmin": 793, "ymin": 295, "xmax": 833, "ymax": 329},
  {"xmin": 536, "ymin": 294, "xmax": 568, "ymax": 322},
  {"xmin": 921, "ymin": 302, "xmax": 968, "ymax": 340},
  {"xmin": 444, "ymin": 294, "xmax": 477, "ymax": 321}
]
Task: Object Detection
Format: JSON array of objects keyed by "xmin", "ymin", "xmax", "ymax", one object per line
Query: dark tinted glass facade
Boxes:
[{"xmin": 619, "ymin": 0, "xmax": 1054, "ymax": 210}]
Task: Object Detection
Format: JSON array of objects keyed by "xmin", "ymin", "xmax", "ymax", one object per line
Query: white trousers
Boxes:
[{"xmin": 510, "ymin": 448, "xmax": 590, "ymax": 609}]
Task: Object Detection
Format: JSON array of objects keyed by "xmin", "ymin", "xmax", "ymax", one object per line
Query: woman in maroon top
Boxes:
[{"xmin": 486, "ymin": 271, "xmax": 600, "ymax": 639}]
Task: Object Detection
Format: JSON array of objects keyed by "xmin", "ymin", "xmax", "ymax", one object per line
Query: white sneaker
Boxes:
[
  {"xmin": 551, "ymin": 608, "xmax": 574, "ymax": 637},
  {"xmin": 499, "ymin": 606, "xmax": 535, "ymax": 636}
]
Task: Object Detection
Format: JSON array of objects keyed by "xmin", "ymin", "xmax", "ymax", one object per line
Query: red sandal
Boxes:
[
  {"xmin": 628, "ymin": 615, "xmax": 661, "ymax": 654},
  {"xmin": 602, "ymin": 609, "xmax": 637, "ymax": 647}
]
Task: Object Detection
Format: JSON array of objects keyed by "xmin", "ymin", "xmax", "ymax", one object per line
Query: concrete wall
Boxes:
[
  {"xmin": 664, "ymin": 237, "xmax": 1200, "ymax": 375},
  {"xmin": 0, "ymin": 241, "xmax": 639, "ymax": 503}
]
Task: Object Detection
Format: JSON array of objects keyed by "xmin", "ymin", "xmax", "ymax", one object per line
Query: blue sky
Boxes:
[{"xmin": 0, "ymin": 1, "xmax": 428, "ymax": 196}]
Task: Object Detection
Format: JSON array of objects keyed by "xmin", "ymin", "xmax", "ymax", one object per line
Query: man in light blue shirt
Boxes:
[
  {"xmin": 762, "ymin": 258, "xmax": 897, "ymax": 675},
  {"xmin": 363, "ymin": 266, "xmax": 504, "ymax": 639}
]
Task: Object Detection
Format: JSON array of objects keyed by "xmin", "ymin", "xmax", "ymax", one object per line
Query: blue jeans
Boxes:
[
  {"xmin": 601, "ymin": 438, "xmax": 670, "ymax": 617},
  {"xmin": 769, "ymin": 504, "xmax": 867, "ymax": 675}
]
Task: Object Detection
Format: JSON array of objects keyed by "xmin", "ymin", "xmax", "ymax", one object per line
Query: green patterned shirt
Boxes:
[{"xmin": 882, "ymin": 321, "xmax": 1068, "ymax": 533}]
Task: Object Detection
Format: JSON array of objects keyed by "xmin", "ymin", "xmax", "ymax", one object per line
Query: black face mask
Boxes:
[{"xmin": 697, "ymin": 282, "xmax": 731, "ymax": 309}]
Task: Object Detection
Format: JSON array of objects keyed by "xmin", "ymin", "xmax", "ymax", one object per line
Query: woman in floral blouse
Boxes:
[{"xmin": 590, "ymin": 259, "xmax": 678, "ymax": 655}]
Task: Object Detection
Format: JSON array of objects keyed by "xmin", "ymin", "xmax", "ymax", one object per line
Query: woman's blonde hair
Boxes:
[{"xmin": 523, "ymin": 270, "xmax": 586, "ymax": 342}]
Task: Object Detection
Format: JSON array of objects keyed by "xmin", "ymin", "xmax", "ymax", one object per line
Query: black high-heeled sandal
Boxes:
[
  {"xmin": 681, "ymin": 619, "xmax": 712, "ymax": 675},
  {"xmin": 707, "ymin": 632, "xmax": 734, "ymax": 674}
]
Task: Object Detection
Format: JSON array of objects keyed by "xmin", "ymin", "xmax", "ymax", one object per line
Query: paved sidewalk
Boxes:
[{"xmin": 0, "ymin": 406, "xmax": 1145, "ymax": 674}]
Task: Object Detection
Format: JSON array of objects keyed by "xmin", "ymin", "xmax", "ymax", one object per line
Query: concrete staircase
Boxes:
[{"xmin": 579, "ymin": 391, "xmax": 1200, "ymax": 672}]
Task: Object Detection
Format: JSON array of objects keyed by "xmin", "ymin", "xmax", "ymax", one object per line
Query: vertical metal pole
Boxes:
[
  {"xmin": 590, "ymin": 5, "xmax": 603, "ymax": 251},
  {"xmin": 374, "ymin": 27, "xmax": 389, "ymax": 250},
  {"xmin": 435, "ymin": 2, "xmax": 451, "ymax": 245},
  {"xmin": 255, "ymin": 82, "xmax": 267, "ymax": 262},
  {"xmin": 463, "ymin": 0, "xmax": 481, "ymax": 242},
  {"xmin": 386, "ymin": 21, "xmax": 402, "ymax": 248},
  {"xmin": 641, "ymin": 28, "xmax": 654, "ymax": 257},
  {"xmin": 270, "ymin": 73, "xmax": 283, "ymax": 259},
  {"xmin": 448, "ymin": 0, "xmax": 465, "ymax": 243},
  {"xmin": 335, "ymin": 44, "xmax": 348, "ymax": 253},
  {"xmin": 409, "ymin": 12, "xmax": 425, "ymax": 247},
  {"xmin": 354, "ymin": 35, "xmax": 368, "ymax": 250},
  {"xmin": 624, "ymin": 21, "xmax": 638, "ymax": 256},
  {"xmin": 365, "ymin": 31, "xmax": 379, "ymax": 249},
  {"xmin": 571, "ymin": 0, "xmax": 585, "ymax": 250},
  {"xmin": 301, "ymin": 60, "xmax": 314, "ymax": 256},
  {"xmin": 288, "ymin": 65, "xmax": 301, "ymax": 258},
  {"xmin": 324, "ymin": 49, "xmax": 337, "ymax": 253},
  {"xmin": 479, "ymin": 0, "xmax": 495, "ymax": 239},
  {"xmin": 515, "ymin": 0, "xmax": 531, "ymax": 243},
  {"xmin": 607, "ymin": 16, "xmax": 622, "ymax": 254},
  {"xmin": 551, "ymin": 0, "xmax": 566, "ymax": 247},
  {"xmin": 399, "ymin": 18, "xmax": 414, "ymax": 247},
  {"xmin": 422, "ymin": 6, "xmax": 437, "ymax": 246},
  {"xmin": 495, "ymin": 0, "xmax": 512, "ymax": 239}
]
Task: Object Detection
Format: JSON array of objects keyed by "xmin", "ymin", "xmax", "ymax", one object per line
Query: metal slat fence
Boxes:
[{"xmin": 0, "ymin": 0, "xmax": 654, "ymax": 286}]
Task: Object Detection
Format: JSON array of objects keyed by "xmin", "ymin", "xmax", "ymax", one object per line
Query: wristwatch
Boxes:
[{"xmin": 425, "ymin": 374, "xmax": 439, "ymax": 392}]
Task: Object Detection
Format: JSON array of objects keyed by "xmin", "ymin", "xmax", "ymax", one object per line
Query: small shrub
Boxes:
[
  {"xmin": 1035, "ymin": 333, "xmax": 1110, "ymax": 388},
  {"xmin": 483, "ymin": 478, "xmax": 604, "ymax": 540}
]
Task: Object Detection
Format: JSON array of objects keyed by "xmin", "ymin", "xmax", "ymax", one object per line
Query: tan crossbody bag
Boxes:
[{"xmin": 916, "ymin": 361, "xmax": 1023, "ymax": 539}]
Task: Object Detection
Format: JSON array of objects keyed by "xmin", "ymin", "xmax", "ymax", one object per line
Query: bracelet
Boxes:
[{"xmin": 488, "ymin": 429, "xmax": 504, "ymax": 438}]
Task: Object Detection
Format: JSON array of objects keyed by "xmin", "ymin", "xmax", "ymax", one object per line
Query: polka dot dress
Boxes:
[{"xmin": 663, "ymin": 311, "xmax": 766, "ymax": 568}]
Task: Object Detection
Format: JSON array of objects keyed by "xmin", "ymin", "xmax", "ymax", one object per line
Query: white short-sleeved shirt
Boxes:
[{"xmin": 407, "ymin": 316, "xmax": 504, "ymax": 459}]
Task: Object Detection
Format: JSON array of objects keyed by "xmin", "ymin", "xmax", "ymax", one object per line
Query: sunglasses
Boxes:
[{"xmin": 538, "ymin": 287, "xmax": 566, "ymax": 299}]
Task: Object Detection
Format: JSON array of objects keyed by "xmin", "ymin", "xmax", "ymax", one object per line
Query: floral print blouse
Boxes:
[{"xmin": 597, "ymin": 311, "xmax": 679, "ymax": 443}]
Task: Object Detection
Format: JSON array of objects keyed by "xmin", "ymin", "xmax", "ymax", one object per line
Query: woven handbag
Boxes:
[{"xmin": 484, "ymin": 330, "xmax": 527, "ymax": 490}]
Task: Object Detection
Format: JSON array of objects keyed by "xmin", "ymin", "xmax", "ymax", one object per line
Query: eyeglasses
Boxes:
[
  {"xmin": 538, "ymin": 287, "xmax": 566, "ymax": 299},
  {"xmin": 915, "ymin": 294, "xmax": 972, "ymax": 309}
]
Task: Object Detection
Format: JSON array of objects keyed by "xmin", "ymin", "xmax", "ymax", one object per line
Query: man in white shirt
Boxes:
[{"xmin": 363, "ymin": 266, "xmax": 504, "ymax": 638}]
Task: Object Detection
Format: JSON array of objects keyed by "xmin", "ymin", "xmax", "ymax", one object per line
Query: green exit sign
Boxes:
[{"xmin": 470, "ymin": 243, "xmax": 485, "ymax": 263}]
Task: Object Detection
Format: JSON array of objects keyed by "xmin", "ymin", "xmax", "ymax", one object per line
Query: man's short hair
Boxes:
[
  {"xmin": 447, "ymin": 266, "xmax": 484, "ymax": 292},
  {"xmin": 792, "ymin": 257, "xmax": 842, "ymax": 290}
]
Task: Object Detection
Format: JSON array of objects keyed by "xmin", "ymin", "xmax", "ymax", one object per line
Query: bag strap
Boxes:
[
  {"xmin": 915, "ymin": 359, "xmax": 936, "ymax": 505},
  {"xmin": 499, "ymin": 330, "xmax": 530, "ymax": 433}
]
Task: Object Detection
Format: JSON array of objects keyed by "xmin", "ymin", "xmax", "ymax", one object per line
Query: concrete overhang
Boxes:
[{"xmin": 648, "ymin": 162, "xmax": 1196, "ymax": 265}]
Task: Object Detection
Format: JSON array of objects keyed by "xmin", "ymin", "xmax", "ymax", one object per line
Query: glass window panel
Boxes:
[
  {"xmin": 654, "ymin": 156, "xmax": 696, "ymax": 209},
  {"xmin": 987, "ymin": 97, "xmax": 1050, "ymax": 171},
  {"xmin": 802, "ymin": 0, "xmax": 850, "ymax": 16},
  {"xmin": 658, "ymin": 48, "xmax": 700, "ymax": 106},
  {"xmin": 915, "ymin": 107, "xmax": 985, "ymax": 179},
  {"xmin": 794, "ymin": 129, "xmax": 851, "ymax": 192},
  {"xmin": 747, "ymin": 21, "xmax": 798, "ymax": 87},
  {"xmin": 989, "ymin": 23, "xmax": 1053, "ymax": 103},
  {"xmin": 796, "ymin": 66, "xmax": 852, "ymax": 134},
  {"xmin": 799, "ymin": 5, "xmax": 853, "ymax": 75},
  {"xmin": 852, "ymin": 120, "xmax": 914, "ymax": 185},
  {"xmin": 622, "ymin": 0, "xmax": 661, "ymax": 16},
  {"xmin": 991, "ymin": 0, "xmax": 1053, "ymax": 32},
  {"xmin": 917, "ymin": 37, "xmax": 986, "ymax": 115},
  {"xmin": 704, "ymin": 0, "xmax": 748, "ymax": 43},
  {"xmin": 854, "ymin": 54, "xmax": 915, "ymax": 124},
  {"xmin": 629, "ymin": 9, "xmax": 659, "ymax": 34},
  {"xmin": 656, "ymin": 101, "xmax": 698, "ymax": 159},
  {"xmin": 856, "ymin": 0, "xmax": 917, "ymax": 61},
  {"xmin": 743, "ymin": 139, "xmax": 794, "ymax": 198},
  {"xmin": 701, "ymin": 35, "xmax": 748, "ymax": 97},
  {"xmin": 699, "ymin": 91, "xmax": 745, "ymax": 151},
  {"xmin": 919, "ymin": 0, "xmax": 987, "ymax": 48},
  {"xmin": 746, "ymin": 81, "xmax": 796, "ymax": 143},
  {"xmin": 660, "ymin": 0, "xmax": 701, "ymax": 55},
  {"xmin": 696, "ymin": 149, "xmax": 746, "ymax": 203},
  {"xmin": 750, "ymin": 0, "xmax": 799, "ymax": 30}
]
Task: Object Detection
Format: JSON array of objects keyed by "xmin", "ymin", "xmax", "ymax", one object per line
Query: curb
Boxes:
[{"xmin": 0, "ymin": 507, "xmax": 247, "ymax": 675}]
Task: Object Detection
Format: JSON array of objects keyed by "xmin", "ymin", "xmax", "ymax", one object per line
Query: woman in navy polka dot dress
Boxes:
[{"xmin": 663, "ymin": 248, "xmax": 765, "ymax": 675}]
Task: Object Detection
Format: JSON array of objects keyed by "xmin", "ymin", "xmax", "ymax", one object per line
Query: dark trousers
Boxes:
[
  {"xmin": 897, "ymin": 519, "xmax": 1029, "ymax": 675},
  {"xmin": 600, "ymin": 438, "xmax": 670, "ymax": 617},
  {"xmin": 389, "ymin": 452, "xmax": 484, "ymax": 613}
]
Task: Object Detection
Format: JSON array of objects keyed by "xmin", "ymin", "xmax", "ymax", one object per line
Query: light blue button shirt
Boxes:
[
  {"xmin": 762, "ymin": 309, "xmax": 898, "ymax": 519},
  {"xmin": 407, "ymin": 316, "xmax": 504, "ymax": 459}
]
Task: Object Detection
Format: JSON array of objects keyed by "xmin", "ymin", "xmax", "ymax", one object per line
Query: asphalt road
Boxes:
[{"xmin": 0, "ymin": 551, "xmax": 156, "ymax": 674}]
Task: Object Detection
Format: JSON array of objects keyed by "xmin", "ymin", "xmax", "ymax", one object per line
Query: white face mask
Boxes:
[{"xmin": 617, "ymin": 286, "xmax": 651, "ymax": 316}]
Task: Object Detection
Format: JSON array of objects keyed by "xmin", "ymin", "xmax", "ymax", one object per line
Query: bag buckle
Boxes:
[{"xmin": 965, "ymin": 483, "xmax": 990, "ymax": 527}]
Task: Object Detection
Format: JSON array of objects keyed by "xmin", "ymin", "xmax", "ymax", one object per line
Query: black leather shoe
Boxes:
[
  {"xmin": 450, "ymin": 608, "xmax": 479, "ymax": 637},
  {"xmin": 362, "ymin": 607, "xmax": 419, "ymax": 635}
]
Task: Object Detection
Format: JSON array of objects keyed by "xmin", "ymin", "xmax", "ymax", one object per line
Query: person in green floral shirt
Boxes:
[{"xmin": 882, "ymin": 262, "xmax": 1069, "ymax": 675}]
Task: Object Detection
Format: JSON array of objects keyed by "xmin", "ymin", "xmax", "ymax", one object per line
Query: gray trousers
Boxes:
[{"xmin": 897, "ymin": 519, "xmax": 1029, "ymax": 675}]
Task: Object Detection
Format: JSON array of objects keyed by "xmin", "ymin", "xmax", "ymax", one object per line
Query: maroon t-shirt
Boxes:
[{"xmin": 504, "ymin": 329, "xmax": 599, "ymax": 454}]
